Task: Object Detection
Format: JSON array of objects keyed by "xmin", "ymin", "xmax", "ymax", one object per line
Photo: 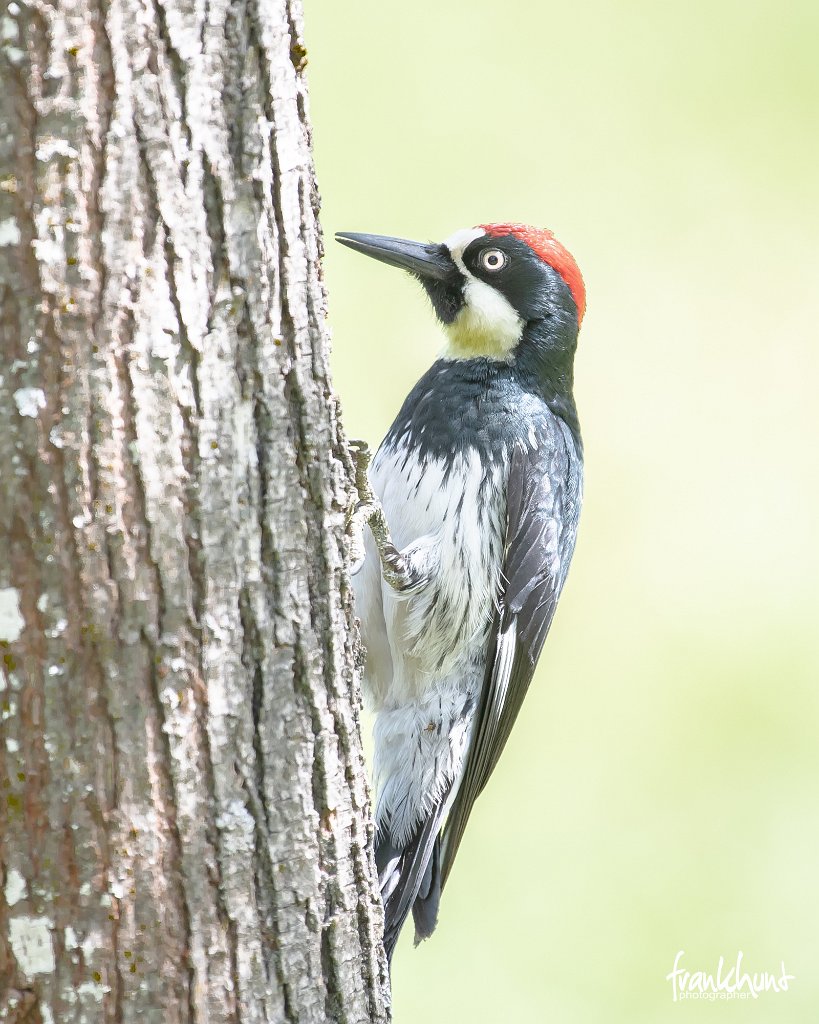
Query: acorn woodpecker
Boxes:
[{"xmin": 338, "ymin": 223, "xmax": 585, "ymax": 961}]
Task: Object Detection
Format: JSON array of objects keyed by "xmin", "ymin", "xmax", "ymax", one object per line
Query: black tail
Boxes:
[{"xmin": 376, "ymin": 793, "xmax": 449, "ymax": 962}]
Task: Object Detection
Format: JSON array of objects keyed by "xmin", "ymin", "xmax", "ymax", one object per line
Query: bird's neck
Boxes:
[{"xmin": 514, "ymin": 317, "xmax": 581, "ymax": 445}]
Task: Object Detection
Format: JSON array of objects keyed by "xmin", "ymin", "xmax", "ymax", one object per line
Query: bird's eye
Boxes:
[{"xmin": 479, "ymin": 248, "xmax": 507, "ymax": 272}]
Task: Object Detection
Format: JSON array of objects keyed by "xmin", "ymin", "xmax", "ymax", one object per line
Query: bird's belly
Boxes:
[{"xmin": 372, "ymin": 444, "xmax": 507, "ymax": 701}]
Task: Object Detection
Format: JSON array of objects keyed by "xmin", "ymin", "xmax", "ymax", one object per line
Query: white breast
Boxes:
[{"xmin": 369, "ymin": 442, "xmax": 507, "ymax": 704}]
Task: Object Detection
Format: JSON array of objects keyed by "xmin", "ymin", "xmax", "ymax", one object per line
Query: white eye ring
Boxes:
[{"xmin": 480, "ymin": 248, "xmax": 507, "ymax": 272}]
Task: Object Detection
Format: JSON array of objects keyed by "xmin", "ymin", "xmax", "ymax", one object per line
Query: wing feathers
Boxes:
[{"xmin": 440, "ymin": 437, "xmax": 581, "ymax": 887}]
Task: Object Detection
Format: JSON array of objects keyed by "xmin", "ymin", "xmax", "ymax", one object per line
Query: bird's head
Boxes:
[{"xmin": 336, "ymin": 223, "xmax": 585, "ymax": 380}]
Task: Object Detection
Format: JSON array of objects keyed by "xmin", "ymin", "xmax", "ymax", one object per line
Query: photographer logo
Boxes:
[{"xmin": 666, "ymin": 950, "xmax": 794, "ymax": 1002}]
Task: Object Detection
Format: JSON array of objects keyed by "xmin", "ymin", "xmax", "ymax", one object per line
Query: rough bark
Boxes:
[{"xmin": 0, "ymin": 0, "xmax": 389, "ymax": 1020}]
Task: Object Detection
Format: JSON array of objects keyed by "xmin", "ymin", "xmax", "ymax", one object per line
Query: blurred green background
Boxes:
[{"xmin": 305, "ymin": 1, "xmax": 819, "ymax": 1020}]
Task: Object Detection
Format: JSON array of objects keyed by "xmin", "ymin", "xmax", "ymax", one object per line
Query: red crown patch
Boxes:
[{"xmin": 480, "ymin": 222, "xmax": 586, "ymax": 325}]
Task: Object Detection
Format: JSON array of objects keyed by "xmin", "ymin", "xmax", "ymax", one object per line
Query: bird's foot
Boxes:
[
  {"xmin": 346, "ymin": 440, "xmax": 415, "ymax": 590},
  {"xmin": 348, "ymin": 439, "xmax": 375, "ymax": 506},
  {"xmin": 346, "ymin": 440, "xmax": 377, "ymax": 575}
]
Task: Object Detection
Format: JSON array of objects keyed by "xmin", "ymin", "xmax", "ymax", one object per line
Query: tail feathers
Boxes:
[
  {"xmin": 411, "ymin": 834, "xmax": 441, "ymax": 943},
  {"xmin": 376, "ymin": 793, "xmax": 449, "ymax": 962}
]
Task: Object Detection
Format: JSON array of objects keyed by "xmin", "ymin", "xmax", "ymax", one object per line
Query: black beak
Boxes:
[{"xmin": 335, "ymin": 232, "xmax": 456, "ymax": 283}]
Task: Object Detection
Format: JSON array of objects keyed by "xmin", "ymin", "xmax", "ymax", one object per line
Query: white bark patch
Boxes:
[
  {"xmin": 5, "ymin": 868, "xmax": 26, "ymax": 906},
  {"xmin": 31, "ymin": 238, "xmax": 64, "ymax": 265},
  {"xmin": 35, "ymin": 138, "xmax": 79, "ymax": 161},
  {"xmin": 0, "ymin": 217, "xmax": 21, "ymax": 246},
  {"xmin": 9, "ymin": 916, "xmax": 56, "ymax": 977},
  {"xmin": 0, "ymin": 588, "xmax": 25, "ymax": 641},
  {"xmin": 76, "ymin": 980, "xmax": 108, "ymax": 1002},
  {"xmin": 1, "ymin": 46, "xmax": 24, "ymax": 65},
  {"xmin": 13, "ymin": 387, "xmax": 46, "ymax": 418},
  {"xmin": 2, "ymin": 15, "xmax": 19, "ymax": 40}
]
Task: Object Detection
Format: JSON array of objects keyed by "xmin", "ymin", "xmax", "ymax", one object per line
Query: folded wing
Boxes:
[{"xmin": 440, "ymin": 431, "xmax": 582, "ymax": 885}]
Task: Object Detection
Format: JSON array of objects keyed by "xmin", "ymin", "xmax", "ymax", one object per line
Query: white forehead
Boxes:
[{"xmin": 442, "ymin": 227, "xmax": 485, "ymax": 270}]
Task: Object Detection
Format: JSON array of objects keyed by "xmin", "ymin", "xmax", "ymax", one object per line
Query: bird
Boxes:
[{"xmin": 337, "ymin": 222, "xmax": 585, "ymax": 961}]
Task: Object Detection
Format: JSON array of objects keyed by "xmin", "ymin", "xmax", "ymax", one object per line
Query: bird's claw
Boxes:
[
  {"xmin": 348, "ymin": 439, "xmax": 376, "ymax": 507},
  {"xmin": 347, "ymin": 498, "xmax": 376, "ymax": 576},
  {"xmin": 346, "ymin": 439, "xmax": 415, "ymax": 590},
  {"xmin": 346, "ymin": 441, "xmax": 380, "ymax": 575}
]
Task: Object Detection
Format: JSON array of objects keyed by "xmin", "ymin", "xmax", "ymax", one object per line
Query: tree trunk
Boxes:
[{"xmin": 0, "ymin": 0, "xmax": 389, "ymax": 1020}]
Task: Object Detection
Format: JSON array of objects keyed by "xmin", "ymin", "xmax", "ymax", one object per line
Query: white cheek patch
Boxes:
[
  {"xmin": 446, "ymin": 277, "xmax": 523, "ymax": 359},
  {"xmin": 439, "ymin": 227, "xmax": 523, "ymax": 361}
]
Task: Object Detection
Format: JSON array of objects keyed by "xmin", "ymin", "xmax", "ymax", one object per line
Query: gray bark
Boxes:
[{"xmin": 0, "ymin": 0, "xmax": 389, "ymax": 1020}]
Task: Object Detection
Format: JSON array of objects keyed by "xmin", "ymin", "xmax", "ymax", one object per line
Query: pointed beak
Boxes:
[{"xmin": 335, "ymin": 231, "xmax": 457, "ymax": 283}]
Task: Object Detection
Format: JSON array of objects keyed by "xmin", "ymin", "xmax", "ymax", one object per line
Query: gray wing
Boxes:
[{"xmin": 440, "ymin": 431, "xmax": 582, "ymax": 886}]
